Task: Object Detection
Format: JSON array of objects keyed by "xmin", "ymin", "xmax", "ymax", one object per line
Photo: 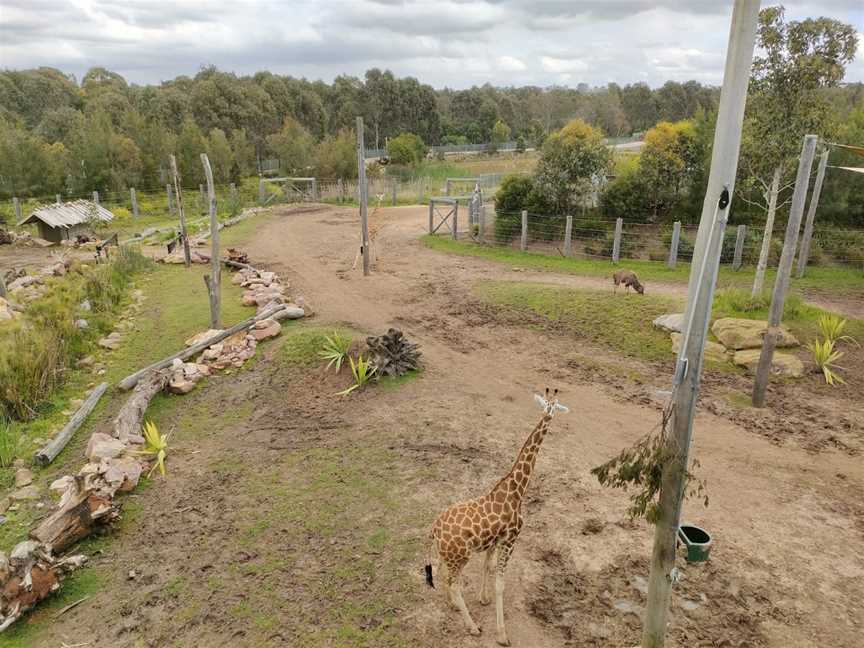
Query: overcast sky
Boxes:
[{"xmin": 1, "ymin": 1, "xmax": 862, "ymax": 89}]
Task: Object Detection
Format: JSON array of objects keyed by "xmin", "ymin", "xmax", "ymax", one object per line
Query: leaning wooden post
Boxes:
[
  {"xmin": 667, "ymin": 221, "xmax": 681, "ymax": 269},
  {"xmin": 34, "ymin": 383, "xmax": 108, "ymax": 466},
  {"xmin": 520, "ymin": 210, "xmax": 528, "ymax": 251},
  {"xmin": 92, "ymin": 190, "xmax": 100, "ymax": 206},
  {"xmin": 796, "ymin": 147, "xmax": 828, "ymax": 278},
  {"xmin": 258, "ymin": 178, "xmax": 266, "ymax": 206},
  {"xmin": 752, "ymin": 134, "xmax": 817, "ymax": 407},
  {"xmin": 642, "ymin": 3, "xmax": 759, "ymax": 647},
  {"xmin": 201, "ymin": 153, "xmax": 221, "ymax": 329},
  {"xmin": 612, "ymin": 217, "xmax": 623, "ymax": 263},
  {"xmin": 169, "ymin": 154, "xmax": 191, "ymax": 267},
  {"xmin": 732, "ymin": 224, "xmax": 747, "ymax": 270},
  {"xmin": 563, "ymin": 213, "xmax": 574, "ymax": 257},
  {"xmin": 130, "ymin": 188, "xmax": 139, "ymax": 218},
  {"xmin": 356, "ymin": 117, "xmax": 371, "ymax": 276},
  {"xmin": 12, "ymin": 197, "xmax": 21, "ymax": 223}
]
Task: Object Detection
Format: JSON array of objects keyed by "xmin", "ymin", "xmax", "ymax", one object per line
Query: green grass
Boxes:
[
  {"xmin": 423, "ymin": 235, "xmax": 864, "ymax": 301},
  {"xmin": 279, "ymin": 326, "xmax": 359, "ymax": 366},
  {"xmin": 475, "ymin": 281, "xmax": 680, "ymax": 363}
]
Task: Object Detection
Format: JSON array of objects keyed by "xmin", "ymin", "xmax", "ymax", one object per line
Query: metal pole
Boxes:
[
  {"xmin": 752, "ymin": 134, "xmax": 817, "ymax": 407},
  {"xmin": 732, "ymin": 224, "xmax": 747, "ymax": 270},
  {"xmin": 356, "ymin": 116, "xmax": 370, "ymax": 276},
  {"xmin": 130, "ymin": 188, "xmax": 139, "ymax": 218},
  {"xmin": 169, "ymin": 154, "xmax": 191, "ymax": 268},
  {"xmin": 642, "ymin": 3, "xmax": 760, "ymax": 647},
  {"xmin": 201, "ymin": 154, "xmax": 221, "ymax": 329},
  {"xmin": 563, "ymin": 214, "xmax": 573, "ymax": 257},
  {"xmin": 796, "ymin": 148, "xmax": 828, "ymax": 278},
  {"xmin": 612, "ymin": 217, "xmax": 623, "ymax": 263},
  {"xmin": 667, "ymin": 221, "xmax": 681, "ymax": 269},
  {"xmin": 520, "ymin": 210, "xmax": 528, "ymax": 251}
]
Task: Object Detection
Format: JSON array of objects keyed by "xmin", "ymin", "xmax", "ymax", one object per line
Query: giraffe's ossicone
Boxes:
[{"xmin": 425, "ymin": 388, "xmax": 569, "ymax": 646}]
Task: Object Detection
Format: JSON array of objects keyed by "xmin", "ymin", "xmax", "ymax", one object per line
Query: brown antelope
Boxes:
[{"xmin": 612, "ymin": 269, "xmax": 644, "ymax": 294}]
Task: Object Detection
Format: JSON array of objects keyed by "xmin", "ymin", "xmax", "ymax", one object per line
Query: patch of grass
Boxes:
[
  {"xmin": 278, "ymin": 325, "xmax": 358, "ymax": 366},
  {"xmin": 423, "ymin": 235, "xmax": 864, "ymax": 302},
  {"xmin": 475, "ymin": 280, "xmax": 680, "ymax": 363}
]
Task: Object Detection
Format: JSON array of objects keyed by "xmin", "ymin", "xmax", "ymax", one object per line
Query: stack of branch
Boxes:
[{"xmin": 365, "ymin": 328, "xmax": 422, "ymax": 377}]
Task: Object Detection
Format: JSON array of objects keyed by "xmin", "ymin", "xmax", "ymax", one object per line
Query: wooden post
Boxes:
[
  {"xmin": 751, "ymin": 166, "xmax": 780, "ymax": 296},
  {"xmin": 667, "ymin": 221, "xmax": 681, "ymax": 268},
  {"xmin": 752, "ymin": 134, "xmax": 817, "ymax": 407},
  {"xmin": 12, "ymin": 197, "xmax": 21, "ymax": 223},
  {"xmin": 445, "ymin": 179, "xmax": 451, "ymax": 196},
  {"xmin": 732, "ymin": 224, "xmax": 747, "ymax": 270},
  {"xmin": 478, "ymin": 203, "xmax": 486, "ymax": 243},
  {"xmin": 55, "ymin": 193, "xmax": 61, "ymax": 204},
  {"xmin": 428, "ymin": 201, "xmax": 434, "ymax": 233},
  {"xmin": 34, "ymin": 383, "xmax": 108, "ymax": 466},
  {"xmin": 642, "ymin": 3, "xmax": 759, "ymax": 647},
  {"xmin": 201, "ymin": 153, "xmax": 221, "ymax": 329},
  {"xmin": 312, "ymin": 177, "xmax": 318, "ymax": 201},
  {"xmin": 796, "ymin": 148, "xmax": 828, "ymax": 278},
  {"xmin": 521, "ymin": 210, "xmax": 528, "ymax": 251},
  {"xmin": 563, "ymin": 214, "xmax": 573, "ymax": 256},
  {"xmin": 130, "ymin": 188, "xmax": 139, "ymax": 218},
  {"xmin": 612, "ymin": 217, "xmax": 623, "ymax": 263},
  {"xmin": 452, "ymin": 202, "xmax": 459, "ymax": 240},
  {"xmin": 169, "ymin": 154, "xmax": 191, "ymax": 267},
  {"xmin": 356, "ymin": 116, "xmax": 371, "ymax": 276},
  {"xmin": 230, "ymin": 182, "xmax": 237, "ymax": 204},
  {"xmin": 259, "ymin": 178, "xmax": 266, "ymax": 205},
  {"xmin": 199, "ymin": 184, "xmax": 206, "ymax": 214},
  {"xmin": 92, "ymin": 190, "xmax": 99, "ymax": 205},
  {"xmin": 338, "ymin": 178, "xmax": 344, "ymax": 203},
  {"xmin": 392, "ymin": 181, "xmax": 397, "ymax": 206},
  {"xmin": 166, "ymin": 184, "xmax": 175, "ymax": 215}
]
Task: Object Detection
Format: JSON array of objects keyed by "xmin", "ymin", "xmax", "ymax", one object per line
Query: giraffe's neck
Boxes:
[{"xmin": 490, "ymin": 413, "xmax": 552, "ymax": 503}]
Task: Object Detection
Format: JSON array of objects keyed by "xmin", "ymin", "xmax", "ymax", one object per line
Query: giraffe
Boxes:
[{"xmin": 425, "ymin": 388, "xmax": 569, "ymax": 646}]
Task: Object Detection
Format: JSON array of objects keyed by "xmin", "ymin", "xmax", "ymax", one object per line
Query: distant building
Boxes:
[{"xmin": 20, "ymin": 200, "xmax": 114, "ymax": 244}]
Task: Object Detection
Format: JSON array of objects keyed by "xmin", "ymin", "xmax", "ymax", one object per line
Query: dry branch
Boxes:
[
  {"xmin": 117, "ymin": 303, "xmax": 289, "ymax": 390},
  {"xmin": 113, "ymin": 370, "xmax": 170, "ymax": 442},
  {"xmin": 34, "ymin": 383, "xmax": 108, "ymax": 466},
  {"xmin": 30, "ymin": 477, "xmax": 118, "ymax": 554}
]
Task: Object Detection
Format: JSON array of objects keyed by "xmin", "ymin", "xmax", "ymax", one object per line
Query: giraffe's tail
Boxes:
[{"xmin": 425, "ymin": 530, "xmax": 436, "ymax": 589}]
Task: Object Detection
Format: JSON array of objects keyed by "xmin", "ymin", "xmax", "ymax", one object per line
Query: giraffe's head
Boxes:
[{"xmin": 533, "ymin": 387, "xmax": 569, "ymax": 417}]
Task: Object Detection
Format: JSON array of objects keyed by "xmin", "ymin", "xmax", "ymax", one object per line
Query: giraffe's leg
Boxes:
[
  {"xmin": 480, "ymin": 546, "xmax": 495, "ymax": 605},
  {"xmin": 447, "ymin": 566, "xmax": 481, "ymax": 635},
  {"xmin": 495, "ymin": 544, "xmax": 515, "ymax": 647}
]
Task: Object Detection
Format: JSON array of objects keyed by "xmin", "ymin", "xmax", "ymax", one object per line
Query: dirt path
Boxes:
[{"xmin": 38, "ymin": 205, "xmax": 863, "ymax": 647}]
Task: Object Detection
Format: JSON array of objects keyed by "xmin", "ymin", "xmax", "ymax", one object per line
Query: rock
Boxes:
[
  {"xmin": 101, "ymin": 457, "xmax": 143, "ymax": 493},
  {"xmin": 13, "ymin": 468, "xmax": 33, "ymax": 488},
  {"xmin": 49, "ymin": 476, "xmax": 74, "ymax": 494},
  {"xmin": 10, "ymin": 485, "xmax": 41, "ymax": 501},
  {"xmin": 70, "ymin": 398, "xmax": 83, "ymax": 408},
  {"xmin": 86, "ymin": 432, "xmax": 126, "ymax": 461},
  {"xmin": 32, "ymin": 237, "xmax": 55, "ymax": 247},
  {"xmin": 671, "ymin": 333, "xmax": 728, "ymax": 363},
  {"xmin": 185, "ymin": 329, "xmax": 223, "ymax": 347},
  {"xmin": 80, "ymin": 299, "xmax": 92, "ymax": 311},
  {"xmin": 168, "ymin": 375, "xmax": 197, "ymax": 395},
  {"xmin": 76, "ymin": 355, "xmax": 95, "ymax": 368},
  {"xmin": 272, "ymin": 306, "xmax": 305, "ymax": 321},
  {"xmin": 10, "ymin": 540, "xmax": 40, "ymax": 564},
  {"xmin": 653, "ymin": 313, "xmax": 684, "ymax": 333},
  {"xmin": 0, "ymin": 498, "xmax": 10, "ymax": 513},
  {"xmin": 711, "ymin": 318, "xmax": 799, "ymax": 350},
  {"xmin": 131, "ymin": 289, "xmax": 144, "ymax": 301},
  {"xmin": 75, "ymin": 318, "xmax": 89, "ymax": 329},
  {"xmin": 0, "ymin": 552, "xmax": 8, "ymax": 581},
  {"xmin": 98, "ymin": 334, "xmax": 122, "ymax": 350},
  {"xmin": 250, "ymin": 318, "xmax": 281, "ymax": 341},
  {"xmin": 732, "ymin": 349, "xmax": 804, "ymax": 378}
]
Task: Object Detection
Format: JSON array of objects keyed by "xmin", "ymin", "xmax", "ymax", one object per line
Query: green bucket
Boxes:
[{"xmin": 678, "ymin": 524, "xmax": 711, "ymax": 562}]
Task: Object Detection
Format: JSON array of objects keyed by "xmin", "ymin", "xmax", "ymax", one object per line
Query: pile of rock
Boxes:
[
  {"xmin": 654, "ymin": 313, "xmax": 803, "ymax": 377},
  {"xmin": 161, "ymin": 249, "xmax": 208, "ymax": 264}
]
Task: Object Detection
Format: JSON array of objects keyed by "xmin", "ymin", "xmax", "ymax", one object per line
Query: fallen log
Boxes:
[
  {"xmin": 114, "ymin": 370, "xmax": 170, "ymax": 442},
  {"xmin": 30, "ymin": 477, "xmax": 118, "ymax": 554},
  {"xmin": 34, "ymin": 383, "xmax": 109, "ymax": 466},
  {"xmin": 117, "ymin": 303, "xmax": 290, "ymax": 390}
]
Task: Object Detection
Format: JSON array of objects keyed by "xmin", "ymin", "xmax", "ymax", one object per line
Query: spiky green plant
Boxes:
[
  {"xmin": 135, "ymin": 420, "xmax": 169, "ymax": 477},
  {"xmin": 817, "ymin": 314, "xmax": 859, "ymax": 347},
  {"xmin": 807, "ymin": 338, "xmax": 846, "ymax": 385},
  {"xmin": 338, "ymin": 354, "xmax": 377, "ymax": 396},
  {"xmin": 319, "ymin": 331, "xmax": 353, "ymax": 372}
]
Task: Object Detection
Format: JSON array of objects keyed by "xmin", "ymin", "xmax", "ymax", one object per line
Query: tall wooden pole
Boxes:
[
  {"xmin": 752, "ymin": 134, "xmax": 817, "ymax": 407},
  {"xmin": 201, "ymin": 153, "xmax": 221, "ymax": 329},
  {"xmin": 169, "ymin": 155, "xmax": 191, "ymax": 267},
  {"xmin": 796, "ymin": 147, "xmax": 828, "ymax": 278},
  {"xmin": 130, "ymin": 188, "xmax": 139, "ymax": 218},
  {"xmin": 642, "ymin": 3, "xmax": 759, "ymax": 647},
  {"xmin": 12, "ymin": 197, "xmax": 21, "ymax": 223},
  {"xmin": 751, "ymin": 166, "xmax": 781, "ymax": 296},
  {"xmin": 356, "ymin": 116, "xmax": 370, "ymax": 276}
]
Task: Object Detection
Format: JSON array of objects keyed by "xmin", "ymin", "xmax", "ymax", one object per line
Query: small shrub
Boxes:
[
  {"xmin": 338, "ymin": 354, "xmax": 376, "ymax": 396},
  {"xmin": 136, "ymin": 420, "xmax": 168, "ymax": 477},
  {"xmin": 807, "ymin": 338, "xmax": 846, "ymax": 385},
  {"xmin": 817, "ymin": 314, "xmax": 858, "ymax": 347},
  {"xmin": 571, "ymin": 216, "xmax": 610, "ymax": 240},
  {"xmin": 319, "ymin": 331, "xmax": 352, "ymax": 372}
]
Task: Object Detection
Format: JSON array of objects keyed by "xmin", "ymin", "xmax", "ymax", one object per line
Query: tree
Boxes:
[
  {"xmin": 533, "ymin": 119, "xmax": 611, "ymax": 214},
  {"xmin": 638, "ymin": 120, "xmax": 700, "ymax": 220},
  {"xmin": 387, "ymin": 132, "xmax": 426, "ymax": 165},
  {"xmin": 207, "ymin": 129, "xmax": 234, "ymax": 184},
  {"xmin": 175, "ymin": 117, "xmax": 208, "ymax": 186},
  {"xmin": 741, "ymin": 5, "xmax": 858, "ymax": 294},
  {"xmin": 314, "ymin": 129, "xmax": 356, "ymax": 179},
  {"xmin": 266, "ymin": 117, "xmax": 314, "ymax": 174},
  {"xmin": 489, "ymin": 119, "xmax": 512, "ymax": 153}
]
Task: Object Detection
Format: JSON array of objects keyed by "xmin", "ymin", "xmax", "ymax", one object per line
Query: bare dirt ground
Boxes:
[{"xmin": 36, "ymin": 205, "xmax": 863, "ymax": 647}]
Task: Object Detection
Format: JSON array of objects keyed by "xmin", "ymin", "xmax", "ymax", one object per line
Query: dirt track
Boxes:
[{"xmin": 37, "ymin": 204, "xmax": 863, "ymax": 647}]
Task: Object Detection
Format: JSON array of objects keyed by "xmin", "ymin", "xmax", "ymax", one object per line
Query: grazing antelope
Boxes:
[{"xmin": 613, "ymin": 269, "xmax": 644, "ymax": 294}]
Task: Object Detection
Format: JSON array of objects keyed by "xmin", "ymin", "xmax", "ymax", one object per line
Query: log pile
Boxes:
[{"xmin": 365, "ymin": 328, "xmax": 422, "ymax": 377}]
